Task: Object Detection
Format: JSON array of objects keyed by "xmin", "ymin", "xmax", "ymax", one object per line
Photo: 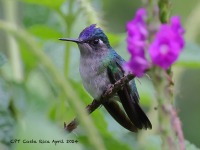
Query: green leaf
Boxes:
[
  {"xmin": 20, "ymin": 0, "xmax": 65, "ymax": 9},
  {"xmin": 175, "ymin": 43, "xmax": 200, "ymax": 68},
  {"xmin": 23, "ymin": 3, "xmax": 50, "ymax": 27},
  {"xmin": 28, "ymin": 25, "xmax": 62, "ymax": 40}
]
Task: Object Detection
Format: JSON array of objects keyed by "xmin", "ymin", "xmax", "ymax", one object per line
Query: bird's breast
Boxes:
[{"xmin": 79, "ymin": 57, "xmax": 110, "ymax": 99}]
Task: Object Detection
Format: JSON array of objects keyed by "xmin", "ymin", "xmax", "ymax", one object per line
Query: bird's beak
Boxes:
[{"xmin": 58, "ymin": 38, "xmax": 82, "ymax": 43}]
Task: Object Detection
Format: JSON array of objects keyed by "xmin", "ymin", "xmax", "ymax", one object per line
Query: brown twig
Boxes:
[{"xmin": 64, "ymin": 74, "xmax": 135, "ymax": 132}]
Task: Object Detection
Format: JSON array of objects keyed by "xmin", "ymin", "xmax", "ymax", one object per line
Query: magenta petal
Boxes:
[
  {"xmin": 171, "ymin": 16, "xmax": 185, "ymax": 35},
  {"xmin": 124, "ymin": 56, "xmax": 149, "ymax": 77},
  {"xmin": 149, "ymin": 16, "xmax": 185, "ymax": 69},
  {"xmin": 125, "ymin": 8, "xmax": 149, "ymax": 77}
]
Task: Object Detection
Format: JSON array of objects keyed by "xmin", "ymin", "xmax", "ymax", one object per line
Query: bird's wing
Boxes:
[{"xmin": 106, "ymin": 56, "xmax": 152, "ymax": 130}]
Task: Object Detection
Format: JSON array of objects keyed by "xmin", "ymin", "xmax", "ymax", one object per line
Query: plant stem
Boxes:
[
  {"xmin": 158, "ymin": 0, "xmax": 170, "ymax": 23},
  {"xmin": 151, "ymin": 1, "xmax": 179, "ymax": 149},
  {"xmin": 64, "ymin": 23, "xmax": 71, "ymax": 76},
  {"xmin": 151, "ymin": 68, "xmax": 176, "ymax": 149},
  {"xmin": 3, "ymin": 0, "xmax": 23, "ymax": 82}
]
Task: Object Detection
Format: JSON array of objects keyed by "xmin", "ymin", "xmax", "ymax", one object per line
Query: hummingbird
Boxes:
[{"xmin": 59, "ymin": 24, "xmax": 152, "ymax": 132}]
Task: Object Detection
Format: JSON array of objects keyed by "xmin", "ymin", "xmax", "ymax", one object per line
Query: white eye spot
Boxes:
[{"xmin": 99, "ymin": 39, "xmax": 104, "ymax": 44}]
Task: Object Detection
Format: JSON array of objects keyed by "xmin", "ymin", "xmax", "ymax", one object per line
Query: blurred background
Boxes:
[{"xmin": 0, "ymin": 0, "xmax": 200, "ymax": 150}]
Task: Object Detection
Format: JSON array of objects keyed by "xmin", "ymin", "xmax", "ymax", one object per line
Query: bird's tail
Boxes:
[
  {"xmin": 117, "ymin": 83, "xmax": 152, "ymax": 130},
  {"xmin": 103, "ymin": 100, "xmax": 138, "ymax": 132}
]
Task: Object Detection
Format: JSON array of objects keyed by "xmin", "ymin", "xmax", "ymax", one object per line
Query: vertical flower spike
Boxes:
[
  {"xmin": 149, "ymin": 16, "xmax": 185, "ymax": 69},
  {"xmin": 125, "ymin": 8, "xmax": 149, "ymax": 77}
]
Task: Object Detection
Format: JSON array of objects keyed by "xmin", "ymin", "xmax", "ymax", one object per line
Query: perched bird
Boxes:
[{"xmin": 59, "ymin": 24, "xmax": 152, "ymax": 132}]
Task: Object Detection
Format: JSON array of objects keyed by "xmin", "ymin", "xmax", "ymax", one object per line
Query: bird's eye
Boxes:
[{"xmin": 91, "ymin": 39, "xmax": 99, "ymax": 45}]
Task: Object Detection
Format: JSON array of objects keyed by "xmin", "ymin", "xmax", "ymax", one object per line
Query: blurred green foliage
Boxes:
[{"xmin": 0, "ymin": 0, "xmax": 200, "ymax": 150}]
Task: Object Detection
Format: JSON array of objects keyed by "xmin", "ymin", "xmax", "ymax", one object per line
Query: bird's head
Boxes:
[{"xmin": 59, "ymin": 24, "xmax": 111, "ymax": 56}]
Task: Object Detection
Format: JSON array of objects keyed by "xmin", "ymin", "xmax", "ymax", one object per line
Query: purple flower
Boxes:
[
  {"xmin": 126, "ymin": 8, "xmax": 148, "ymax": 52},
  {"xmin": 149, "ymin": 16, "xmax": 185, "ymax": 69},
  {"xmin": 124, "ymin": 55, "xmax": 149, "ymax": 77},
  {"xmin": 125, "ymin": 8, "xmax": 149, "ymax": 77},
  {"xmin": 170, "ymin": 16, "xmax": 185, "ymax": 48},
  {"xmin": 171, "ymin": 16, "xmax": 185, "ymax": 36}
]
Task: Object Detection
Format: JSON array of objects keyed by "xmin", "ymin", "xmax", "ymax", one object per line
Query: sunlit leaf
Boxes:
[{"xmin": 21, "ymin": 0, "xmax": 65, "ymax": 9}]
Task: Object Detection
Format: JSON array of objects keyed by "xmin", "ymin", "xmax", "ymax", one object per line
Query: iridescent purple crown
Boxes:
[{"xmin": 79, "ymin": 24, "xmax": 101, "ymax": 40}]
